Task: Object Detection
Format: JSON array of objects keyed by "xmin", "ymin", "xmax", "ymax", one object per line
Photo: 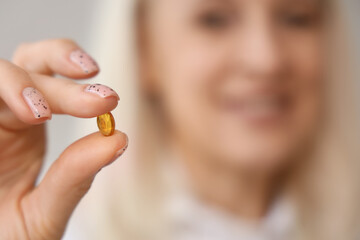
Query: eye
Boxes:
[
  {"xmin": 279, "ymin": 11, "xmax": 318, "ymax": 29},
  {"xmin": 198, "ymin": 11, "xmax": 234, "ymax": 30}
]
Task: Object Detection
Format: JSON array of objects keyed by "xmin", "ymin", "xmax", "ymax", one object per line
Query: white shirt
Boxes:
[
  {"xmin": 64, "ymin": 150, "xmax": 296, "ymax": 240},
  {"xmin": 165, "ymin": 191, "xmax": 295, "ymax": 240}
]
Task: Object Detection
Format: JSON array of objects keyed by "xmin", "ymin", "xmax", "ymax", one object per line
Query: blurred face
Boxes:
[{"xmin": 142, "ymin": 0, "xmax": 324, "ymax": 172}]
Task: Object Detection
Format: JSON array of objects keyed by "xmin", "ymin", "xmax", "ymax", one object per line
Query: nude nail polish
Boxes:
[
  {"xmin": 70, "ymin": 50, "xmax": 99, "ymax": 74},
  {"xmin": 85, "ymin": 84, "xmax": 120, "ymax": 100},
  {"xmin": 110, "ymin": 135, "xmax": 129, "ymax": 163},
  {"xmin": 22, "ymin": 87, "xmax": 51, "ymax": 119}
]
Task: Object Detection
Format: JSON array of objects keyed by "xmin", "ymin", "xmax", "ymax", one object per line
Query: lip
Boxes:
[{"xmin": 219, "ymin": 92, "xmax": 291, "ymax": 126}]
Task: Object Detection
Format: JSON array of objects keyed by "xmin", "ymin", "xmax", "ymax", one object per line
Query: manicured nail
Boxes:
[
  {"xmin": 22, "ymin": 87, "xmax": 51, "ymax": 119},
  {"xmin": 70, "ymin": 50, "xmax": 99, "ymax": 74},
  {"xmin": 110, "ymin": 135, "xmax": 129, "ymax": 163},
  {"xmin": 85, "ymin": 84, "xmax": 120, "ymax": 100}
]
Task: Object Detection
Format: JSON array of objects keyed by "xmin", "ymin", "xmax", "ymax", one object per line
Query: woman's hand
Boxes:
[{"xmin": 0, "ymin": 39, "xmax": 128, "ymax": 240}]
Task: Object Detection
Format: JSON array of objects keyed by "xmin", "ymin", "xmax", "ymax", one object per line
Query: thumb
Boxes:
[{"xmin": 21, "ymin": 130, "xmax": 128, "ymax": 240}]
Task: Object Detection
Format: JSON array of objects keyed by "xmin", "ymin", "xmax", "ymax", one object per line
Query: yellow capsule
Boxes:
[{"xmin": 97, "ymin": 112, "xmax": 115, "ymax": 136}]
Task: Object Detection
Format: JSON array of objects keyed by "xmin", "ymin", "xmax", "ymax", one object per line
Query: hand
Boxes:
[{"xmin": 0, "ymin": 39, "xmax": 128, "ymax": 240}]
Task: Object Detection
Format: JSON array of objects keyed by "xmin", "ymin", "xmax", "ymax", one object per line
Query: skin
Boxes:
[
  {"xmin": 0, "ymin": 39, "xmax": 128, "ymax": 239},
  {"xmin": 141, "ymin": 0, "xmax": 324, "ymax": 218},
  {"xmin": 0, "ymin": 0, "xmax": 324, "ymax": 238}
]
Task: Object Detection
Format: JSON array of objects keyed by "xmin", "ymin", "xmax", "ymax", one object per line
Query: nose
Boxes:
[{"xmin": 233, "ymin": 17, "xmax": 287, "ymax": 81}]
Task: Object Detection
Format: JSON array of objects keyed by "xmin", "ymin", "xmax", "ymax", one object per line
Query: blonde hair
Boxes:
[{"xmin": 67, "ymin": 0, "xmax": 360, "ymax": 239}]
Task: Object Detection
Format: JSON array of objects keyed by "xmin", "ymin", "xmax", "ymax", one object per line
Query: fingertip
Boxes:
[
  {"xmin": 107, "ymin": 131, "xmax": 129, "ymax": 164},
  {"xmin": 68, "ymin": 94, "xmax": 119, "ymax": 118},
  {"xmin": 83, "ymin": 83, "xmax": 120, "ymax": 101},
  {"xmin": 93, "ymin": 130, "xmax": 128, "ymax": 153},
  {"xmin": 62, "ymin": 130, "xmax": 128, "ymax": 171},
  {"xmin": 68, "ymin": 49, "xmax": 100, "ymax": 78},
  {"xmin": 22, "ymin": 86, "xmax": 52, "ymax": 122},
  {"xmin": 24, "ymin": 116, "xmax": 52, "ymax": 125},
  {"xmin": 87, "ymin": 130, "xmax": 128, "ymax": 167}
]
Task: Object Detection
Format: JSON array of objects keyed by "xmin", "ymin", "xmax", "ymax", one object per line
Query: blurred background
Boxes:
[{"xmin": 0, "ymin": 0, "xmax": 359, "ymax": 179}]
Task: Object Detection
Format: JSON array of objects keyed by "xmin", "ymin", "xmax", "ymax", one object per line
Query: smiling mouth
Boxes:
[{"xmin": 220, "ymin": 93, "xmax": 292, "ymax": 125}]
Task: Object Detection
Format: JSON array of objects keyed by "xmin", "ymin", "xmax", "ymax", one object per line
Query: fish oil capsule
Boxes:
[{"xmin": 97, "ymin": 112, "xmax": 115, "ymax": 136}]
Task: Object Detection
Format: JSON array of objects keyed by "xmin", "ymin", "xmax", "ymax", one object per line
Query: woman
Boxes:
[{"xmin": 0, "ymin": 0, "xmax": 359, "ymax": 239}]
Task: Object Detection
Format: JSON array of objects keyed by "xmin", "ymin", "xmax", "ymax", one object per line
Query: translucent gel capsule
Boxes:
[{"xmin": 97, "ymin": 112, "xmax": 115, "ymax": 136}]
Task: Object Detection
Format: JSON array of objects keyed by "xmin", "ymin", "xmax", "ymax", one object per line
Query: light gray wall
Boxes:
[{"xmin": 0, "ymin": 0, "xmax": 97, "ymax": 59}]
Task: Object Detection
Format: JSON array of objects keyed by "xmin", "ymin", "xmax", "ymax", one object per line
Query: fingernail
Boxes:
[
  {"xmin": 22, "ymin": 87, "xmax": 51, "ymax": 119},
  {"xmin": 109, "ymin": 135, "xmax": 129, "ymax": 163},
  {"xmin": 70, "ymin": 49, "xmax": 99, "ymax": 74},
  {"xmin": 84, "ymin": 84, "xmax": 120, "ymax": 100}
]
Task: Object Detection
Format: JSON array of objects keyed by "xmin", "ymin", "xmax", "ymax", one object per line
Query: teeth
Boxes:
[{"xmin": 226, "ymin": 95, "xmax": 285, "ymax": 119}]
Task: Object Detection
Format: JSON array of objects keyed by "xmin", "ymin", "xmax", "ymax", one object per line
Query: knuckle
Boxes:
[
  {"xmin": 51, "ymin": 38, "xmax": 78, "ymax": 48},
  {"xmin": 13, "ymin": 38, "xmax": 79, "ymax": 60},
  {"xmin": 8, "ymin": 64, "xmax": 30, "ymax": 79},
  {"xmin": 0, "ymin": 60, "xmax": 30, "ymax": 79},
  {"xmin": 15, "ymin": 42, "xmax": 32, "ymax": 52},
  {"xmin": 12, "ymin": 42, "xmax": 32, "ymax": 62}
]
